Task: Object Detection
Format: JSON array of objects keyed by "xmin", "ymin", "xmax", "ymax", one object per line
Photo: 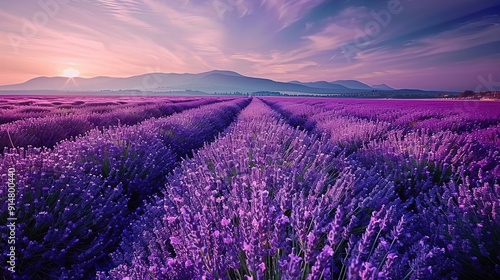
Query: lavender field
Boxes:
[{"xmin": 1, "ymin": 96, "xmax": 499, "ymax": 280}]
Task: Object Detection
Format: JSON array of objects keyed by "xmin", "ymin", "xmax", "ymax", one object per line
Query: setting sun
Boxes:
[{"xmin": 62, "ymin": 67, "xmax": 80, "ymax": 78}]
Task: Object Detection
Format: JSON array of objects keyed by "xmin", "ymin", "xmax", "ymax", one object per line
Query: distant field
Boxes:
[{"xmin": 1, "ymin": 96, "xmax": 499, "ymax": 279}]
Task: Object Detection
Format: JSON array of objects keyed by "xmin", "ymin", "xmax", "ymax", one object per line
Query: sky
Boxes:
[{"xmin": 1, "ymin": 0, "xmax": 499, "ymax": 91}]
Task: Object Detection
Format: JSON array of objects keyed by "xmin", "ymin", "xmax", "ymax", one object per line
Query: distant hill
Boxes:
[
  {"xmin": 202, "ymin": 70, "xmax": 244, "ymax": 77},
  {"xmin": 289, "ymin": 81, "xmax": 351, "ymax": 90},
  {"xmin": 330, "ymin": 80, "xmax": 373, "ymax": 90},
  {"xmin": 371, "ymin": 84, "xmax": 395, "ymax": 91},
  {"xmin": 172, "ymin": 72, "xmax": 330, "ymax": 93},
  {"xmin": 0, "ymin": 71, "xmax": 366, "ymax": 94},
  {"xmin": 0, "ymin": 71, "xmax": 450, "ymax": 98}
]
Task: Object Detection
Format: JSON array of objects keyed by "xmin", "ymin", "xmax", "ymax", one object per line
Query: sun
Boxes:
[{"xmin": 62, "ymin": 67, "xmax": 80, "ymax": 78}]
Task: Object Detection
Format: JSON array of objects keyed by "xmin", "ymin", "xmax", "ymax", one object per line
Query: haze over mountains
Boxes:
[{"xmin": 0, "ymin": 70, "xmax": 397, "ymax": 94}]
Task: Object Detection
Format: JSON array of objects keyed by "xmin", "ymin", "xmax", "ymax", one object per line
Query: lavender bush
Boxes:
[
  {"xmin": 1, "ymin": 97, "xmax": 248, "ymax": 279},
  {"xmin": 0, "ymin": 97, "xmax": 222, "ymax": 150}
]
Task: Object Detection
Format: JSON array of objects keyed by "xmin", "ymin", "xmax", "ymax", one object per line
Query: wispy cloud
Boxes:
[
  {"xmin": 260, "ymin": 0, "xmax": 324, "ymax": 29},
  {"xmin": 350, "ymin": 16, "xmax": 500, "ymax": 78}
]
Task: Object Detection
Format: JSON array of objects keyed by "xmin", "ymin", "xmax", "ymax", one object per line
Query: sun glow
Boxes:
[{"xmin": 62, "ymin": 67, "xmax": 80, "ymax": 78}]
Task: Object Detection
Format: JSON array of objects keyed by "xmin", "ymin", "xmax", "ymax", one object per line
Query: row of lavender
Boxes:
[
  {"xmin": 263, "ymin": 98, "xmax": 500, "ymax": 149},
  {"xmin": 0, "ymin": 96, "xmax": 228, "ymax": 149},
  {"xmin": 267, "ymin": 98, "xmax": 500, "ymax": 278},
  {"xmin": 102, "ymin": 98, "xmax": 499, "ymax": 279},
  {"xmin": 0, "ymin": 96, "xmax": 204, "ymax": 124},
  {"xmin": 0, "ymin": 96, "xmax": 180, "ymax": 124},
  {"xmin": 1, "ymin": 97, "xmax": 250, "ymax": 279}
]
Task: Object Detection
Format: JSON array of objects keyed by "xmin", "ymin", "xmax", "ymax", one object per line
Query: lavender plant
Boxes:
[
  {"xmin": 1, "ymin": 97, "xmax": 249, "ymax": 279},
  {"xmin": 104, "ymin": 99, "xmax": 419, "ymax": 280},
  {"xmin": 0, "ymin": 97, "xmax": 221, "ymax": 150}
]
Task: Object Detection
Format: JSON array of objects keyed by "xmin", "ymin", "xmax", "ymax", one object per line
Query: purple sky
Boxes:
[{"xmin": 1, "ymin": 0, "xmax": 499, "ymax": 91}]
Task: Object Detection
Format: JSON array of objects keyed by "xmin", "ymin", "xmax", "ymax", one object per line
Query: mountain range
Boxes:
[{"xmin": 0, "ymin": 70, "xmax": 396, "ymax": 94}]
